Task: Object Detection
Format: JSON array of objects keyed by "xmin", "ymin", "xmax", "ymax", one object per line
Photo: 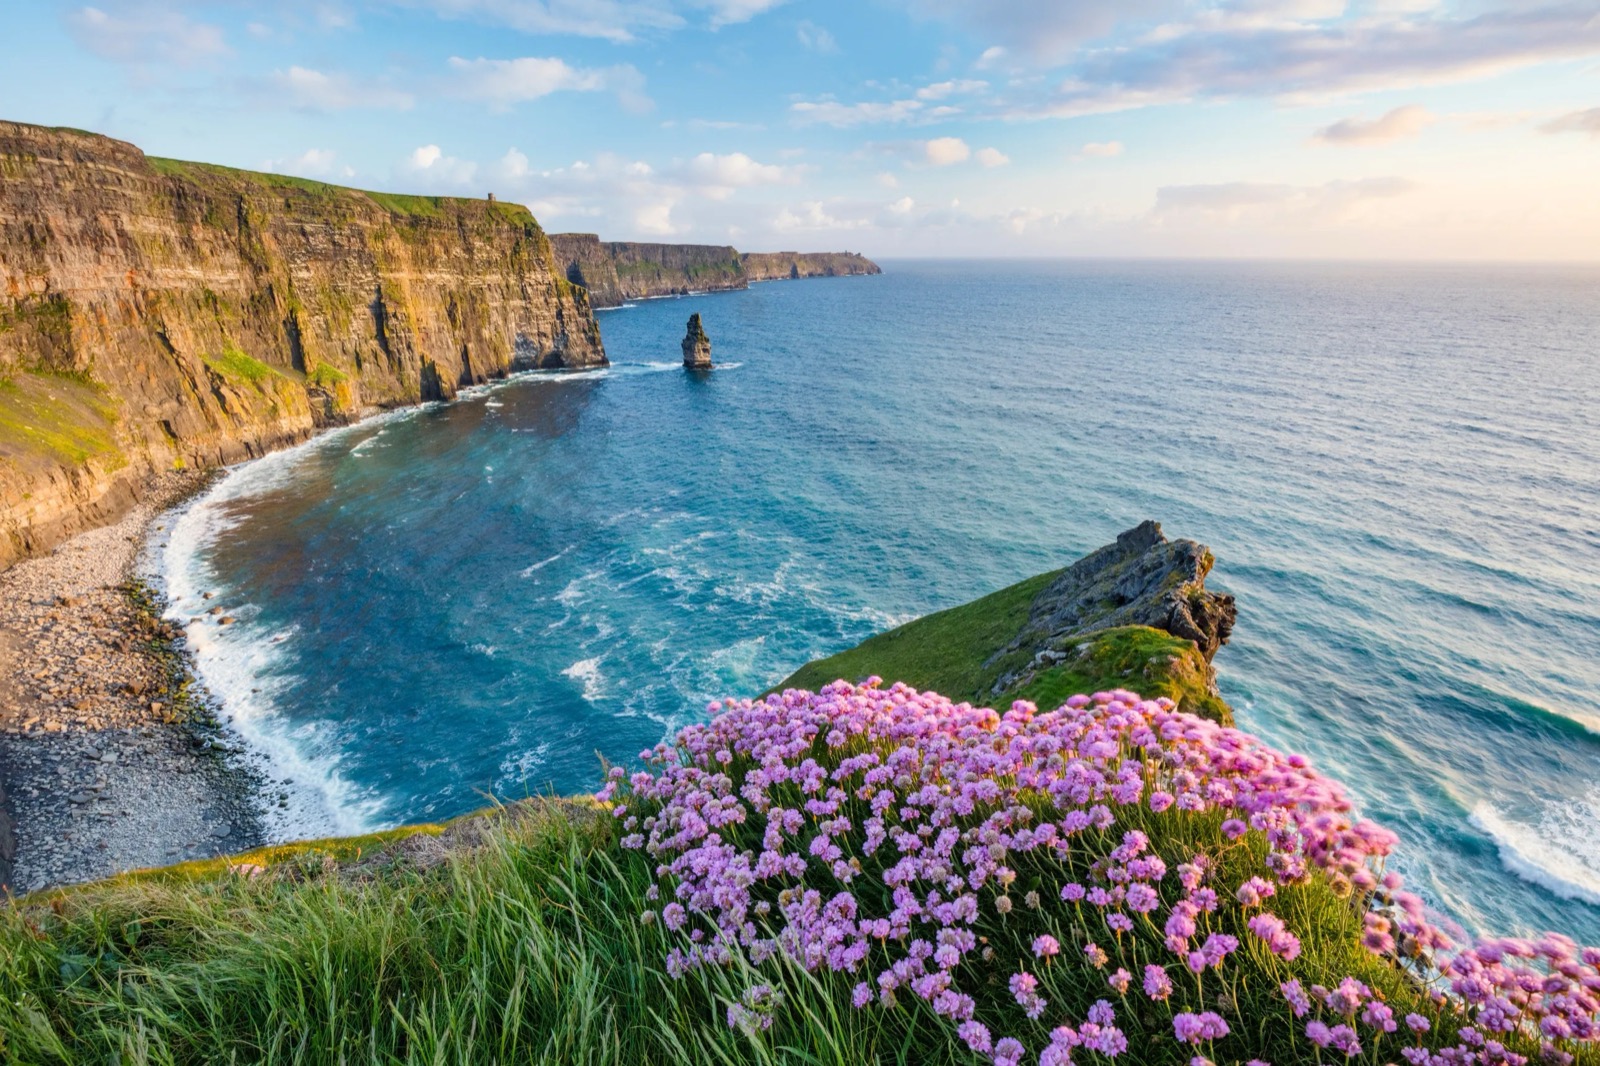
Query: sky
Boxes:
[{"xmin": 4, "ymin": 0, "xmax": 1600, "ymax": 258}]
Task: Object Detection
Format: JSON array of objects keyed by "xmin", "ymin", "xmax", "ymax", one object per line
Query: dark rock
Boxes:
[
  {"xmin": 681, "ymin": 314, "xmax": 713, "ymax": 370},
  {"xmin": 989, "ymin": 521, "xmax": 1237, "ymax": 715},
  {"xmin": 1016, "ymin": 521, "xmax": 1235, "ymax": 660}
]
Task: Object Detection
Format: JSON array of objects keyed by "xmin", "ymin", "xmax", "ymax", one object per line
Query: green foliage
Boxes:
[
  {"xmin": 0, "ymin": 371, "xmax": 123, "ymax": 467},
  {"xmin": 306, "ymin": 362, "xmax": 350, "ymax": 389},
  {"xmin": 777, "ymin": 570, "xmax": 1055, "ymax": 703},
  {"xmin": 204, "ymin": 342, "xmax": 280, "ymax": 385},
  {"xmin": 778, "ymin": 573, "xmax": 1230, "ymax": 721},
  {"xmin": 0, "ymin": 803, "xmax": 971, "ymax": 1065},
  {"xmin": 1011, "ymin": 626, "xmax": 1234, "ymax": 723}
]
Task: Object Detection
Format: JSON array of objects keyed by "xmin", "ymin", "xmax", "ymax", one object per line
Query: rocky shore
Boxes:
[{"xmin": 0, "ymin": 472, "xmax": 263, "ymax": 895}]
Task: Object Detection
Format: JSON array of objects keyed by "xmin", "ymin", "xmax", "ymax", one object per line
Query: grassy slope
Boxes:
[
  {"xmin": 0, "ymin": 796, "xmax": 1469, "ymax": 1066},
  {"xmin": 777, "ymin": 570, "xmax": 1232, "ymax": 722},
  {"xmin": 0, "ymin": 372, "xmax": 123, "ymax": 471}
]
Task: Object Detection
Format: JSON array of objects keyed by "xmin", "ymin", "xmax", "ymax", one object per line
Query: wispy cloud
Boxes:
[
  {"xmin": 1540, "ymin": 107, "xmax": 1600, "ymax": 137},
  {"xmin": 1079, "ymin": 141, "xmax": 1125, "ymax": 158},
  {"xmin": 1153, "ymin": 176, "xmax": 1418, "ymax": 218},
  {"xmin": 67, "ymin": 5, "xmax": 230, "ymax": 68},
  {"xmin": 796, "ymin": 20, "xmax": 838, "ymax": 54},
  {"xmin": 446, "ymin": 56, "xmax": 652, "ymax": 113},
  {"xmin": 269, "ymin": 66, "xmax": 415, "ymax": 110},
  {"xmin": 1313, "ymin": 104, "xmax": 1435, "ymax": 145}
]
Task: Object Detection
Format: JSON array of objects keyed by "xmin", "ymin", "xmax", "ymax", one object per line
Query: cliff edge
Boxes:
[
  {"xmin": 0, "ymin": 121, "xmax": 605, "ymax": 570},
  {"xmin": 779, "ymin": 521, "xmax": 1237, "ymax": 722}
]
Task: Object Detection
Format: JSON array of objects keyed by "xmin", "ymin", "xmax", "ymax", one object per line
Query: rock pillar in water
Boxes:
[{"xmin": 682, "ymin": 313, "xmax": 713, "ymax": 370}]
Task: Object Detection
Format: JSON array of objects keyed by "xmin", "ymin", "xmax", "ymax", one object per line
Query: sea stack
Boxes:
[{"xmin": 681, "ymin": 313, "xmax": 713, "ymax": 370}]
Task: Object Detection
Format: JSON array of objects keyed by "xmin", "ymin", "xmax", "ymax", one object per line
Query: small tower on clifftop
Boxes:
[{"xmin": 682, "ymin": 313, "xmax": 712, "ymax": 370}]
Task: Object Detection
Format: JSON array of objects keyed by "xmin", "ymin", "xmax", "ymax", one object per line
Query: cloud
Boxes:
[
  {"xmin": 1153, "ymin": 176, "xmax": 1418, "ymax": 218},
  {"xmin": 975, "ymin": 146, "xmax": 1011, "ymax": 167},
  {"xmin": 680, "ymin": 151, "xmax": 800, "ymax": 198},
  {"xmin": 796, "ymin": 20, "xmax": 838, "ymax": 53},
  {"xmin": 1079, "ymin": 141, "xmax": 1125, "ymax": 157},
  {"xmin": 974, "ymin": 45, "xmax": 1008, "ymax": 69},
  {"xmin": 446, "ymin": 56, "xmax": 652, "ymax": 113},
  {"xmin": 1313, "ymin": 104, "xmax": 1434, "ymax": 145},
  {"xmin": 773, "ymin": 200, "xmax": 870, "ymax": 232},
  {"xmin": 1540, "ymin": 107, "xmax": 1600, "ymax": 137},
  {"xmin": 635, "ymin": 200, "xmax": 679, "ymax": 235},
  {"xmin": 894, "ymin": 0, "xmax": 1182, "ymax": 64},
  {"xmin": 67, "ymin": 5, "xmax": 229, "ymax": 67},
  {"xmin": 916, "ymin": 79, "xmax": 988, "ymax": 100},
  {"xmin": 791, "ymin": 98, "xmax": 927, "ymax": 126},
  {"xmin": 403, "ymin": 144, "xmax": 479, "ymax": 187},
  {"xmin": 687, "ymin": 0, "xmax": 788, "ymax": 28},
  {"xmin": 923, "ymin": 137, "xmax": 972, "ymax": 165},
  {"xmin": 270, "ymin": 66, "xmax": 414, "ymax": 110},
  {"xmin": 402, "ymin": 0, "xmax": 682, "ymax": 43},
  {"xmin": 1009, "ymin": 4, "xmax": 1600, "ymax": 119},
  {"xmin": 262, "ymin": 148, "xmax": 348, "ymax": 179},
  {"xmin": 407, "ymin": 0, "xmax": 784, "ymax": 39}
]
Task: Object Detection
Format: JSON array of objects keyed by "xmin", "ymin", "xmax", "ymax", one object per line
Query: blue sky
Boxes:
[{"xmin": 4, "ymin": 0, "xmax": 1599, "ymax": 257}]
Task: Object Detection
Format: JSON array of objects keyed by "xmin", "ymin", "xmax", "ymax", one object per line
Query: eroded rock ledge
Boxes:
[
  {"xmin": 779, "ymin": 521, "xmax": 1239, "ymax": 723},
  {"xmin": 990, "ymin": 521, "xmax": 1237, "ymax": 712}
]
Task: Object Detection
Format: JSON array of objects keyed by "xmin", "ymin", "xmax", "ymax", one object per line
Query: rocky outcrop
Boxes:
[
  {"xmin": 550, "ymin": 234, "xmax": 880, "ymax": 309},
  {"xmin": 0, "ymin": 121, "xmax": 606, "ymax": 571},
  {"xmin": 681, "ymin": 314, "xmax": 712, "ymax": 369},
  {"xmin": 991, "ymin": 520, "xmax": 1237, "ymax": 705},
  {"xmin": 742, "ymin": 252, "xmax": 881, "ymax": 283}
]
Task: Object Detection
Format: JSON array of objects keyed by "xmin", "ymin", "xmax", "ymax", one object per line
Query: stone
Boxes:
[{"xmin": 681, "ymin": 313, "xmax": 713, "ymax": 370}]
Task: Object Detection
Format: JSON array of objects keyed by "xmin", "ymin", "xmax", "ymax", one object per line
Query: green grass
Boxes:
[
  {"xmin": 0, "ymin": 371, "xmax": 123, "ymax": 468},
  {"xmin": 305, "ymin": 362, "xmax": 349, "ymax": 390},
  {"xmin": 147, "ymin": 157, "xmax": 536, "ymax": 226},
  {"xmin": 203, "ymin": 342, "xmax": 281, "ymax": 386},
  {"xmin": 0, "ymin": 801, "xmax": 978, "ymax": 1065},
  {"xmin": 5, "ymin": 782, "xmax": 1567, "ymax": 1064},
  {"xmin": 775, "ymin": 573, "xmax": 1231, "ymax": 722},
  {"xmin": 1010, "ymin": 625, "xmax": 1234, "ymax": 723},
  {"xmin": 778, "ymin": 570, "xmax": 1060, "ymax": 704}
]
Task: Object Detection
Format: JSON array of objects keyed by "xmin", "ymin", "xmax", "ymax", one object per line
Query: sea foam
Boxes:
[{"xmin": 1471, "ymin": 791, "xmax": 1600, "ymax": 907}]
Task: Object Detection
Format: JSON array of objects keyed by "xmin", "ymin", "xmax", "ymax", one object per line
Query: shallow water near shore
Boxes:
[{"xmin": 158, "ymin": 260, "xmax": 1600, "ymax": 945}]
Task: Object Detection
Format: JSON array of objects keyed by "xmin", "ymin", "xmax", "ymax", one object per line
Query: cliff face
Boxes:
[
  {"xmin": 549, "ymin": 235, "xmax": 745, "ymax": 309},
  {"xmin": 742, "ymin": 252, "xmax": 881, "ymax": 283},
  {"xmin": 550, "ymin": 234, "xmax": 880, "ymax": 309},
  {"xmin": 0, "ymin": 122, "xmax": 605, "ymax": 570}
]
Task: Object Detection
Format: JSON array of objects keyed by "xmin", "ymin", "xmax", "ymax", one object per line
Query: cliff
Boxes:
[
  {"xmin": 0, "ymin": 122, "xmax": 605, "ymax": 571},
  {"xmin": 549, "ymin": 234, "xmax": 745, "ymax": 309},
  {"xmin": 779, "ymin": 521, "xmax": 1237, "ymax": 722},
  {"xmin": 742, "ymin": 251, "xmax": 881, "ymax": 282},
  {"xmin": 550, "ymin": 234, "xmax": 880, "ymax": 309}
]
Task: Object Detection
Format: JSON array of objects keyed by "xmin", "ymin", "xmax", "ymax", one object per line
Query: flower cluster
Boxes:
[{"xmin": 601, "ymin": 681, "xmax": 1600, "ymax": 1064}]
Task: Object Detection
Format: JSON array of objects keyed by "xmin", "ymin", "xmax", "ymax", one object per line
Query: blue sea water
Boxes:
[{"xmin": 154, "ymin": 260, "xmax": 1600, "ymax": 946}]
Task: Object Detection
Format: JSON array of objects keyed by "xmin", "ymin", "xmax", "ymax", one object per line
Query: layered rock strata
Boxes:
[
  {"xmin": 550, "ymin": 234, "xmax": 880, "ymax": 309},
  {"xmin": 0, "ymin": 121, "xmax": 606, "ymax": 570},
  {"xmin": 990, "ymin": 520, "xmax": 1237, "ymax": 704},
  {"xmin": 681, "ymin": 314, "xmax": 712, "ymax": 369}
]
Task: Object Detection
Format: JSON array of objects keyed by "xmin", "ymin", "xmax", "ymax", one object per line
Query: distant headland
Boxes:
[{"xmin": 549, "ymin": 234, "xmax": 880, "ymax": 309}]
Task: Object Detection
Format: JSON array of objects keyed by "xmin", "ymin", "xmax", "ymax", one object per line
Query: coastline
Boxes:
[
  {"xmin": 0, "ymin": 472, "xmax": 266, "ymax": 895},
  {"xmin": 0, "ymin": 368, "xmax": 609, "ymax": 893}
]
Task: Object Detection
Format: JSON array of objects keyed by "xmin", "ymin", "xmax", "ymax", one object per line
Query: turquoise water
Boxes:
[{"xmin": 157, "ymin": 260, "xmax": 1600, "ymax": 945}]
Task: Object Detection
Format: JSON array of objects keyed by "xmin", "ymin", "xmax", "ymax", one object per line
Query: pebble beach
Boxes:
[{"xmin": 0, "ymin": 473, "xmax": 264, "ymax": 895}]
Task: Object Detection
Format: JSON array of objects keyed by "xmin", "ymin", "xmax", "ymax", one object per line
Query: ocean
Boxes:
[{"xmin": 152, "ymin": 259, "xmax": 1600, "ymax": 946}]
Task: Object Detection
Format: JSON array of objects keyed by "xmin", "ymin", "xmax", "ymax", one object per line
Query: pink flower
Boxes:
[
  {"xmin": 1143, "ymin": 964, "xmax": 1173, "ymax": 1001},
  {"xmin": 1033, "ymin": 934, "xmax": 1061, "ymax": 959}
]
